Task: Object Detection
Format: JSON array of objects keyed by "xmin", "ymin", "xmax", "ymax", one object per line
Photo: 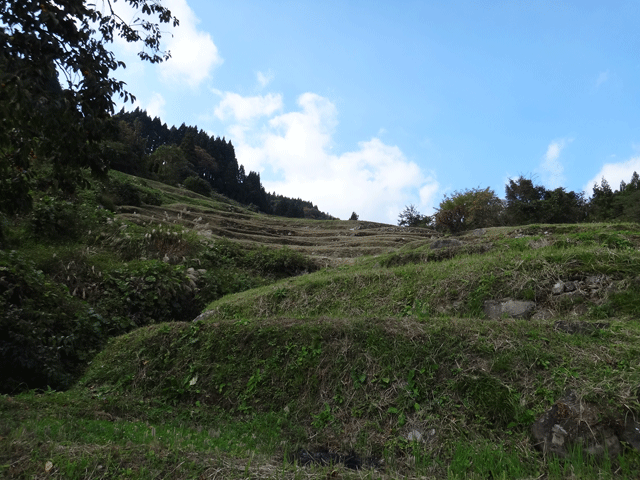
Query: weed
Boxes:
[
  {"xmin": 468, "ymin": 274, "xmax": 496, "ymax": 316},
  {"xmin": 311, "ymin": 403, "xmax": 335, "ymax": 430}
]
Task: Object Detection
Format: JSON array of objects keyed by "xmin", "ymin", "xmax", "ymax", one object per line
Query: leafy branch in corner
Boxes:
[{"xmin": 0, "ymin": 0, "xmax": 179, "ymax": 214}]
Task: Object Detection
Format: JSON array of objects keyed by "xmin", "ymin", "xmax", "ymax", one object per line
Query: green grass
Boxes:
[
  {"xmin": 2, "ymin": 172, "xmax": 640, "ymax": 478},
  {"xmin": 203, "ymin": 232, "xmax": 640, "ymax": 320},
  {"xmin": 70, "ymin": 314, "xmax": 639, "ymax": 477}
]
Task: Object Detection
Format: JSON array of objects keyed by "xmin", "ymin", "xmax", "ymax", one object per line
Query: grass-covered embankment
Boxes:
[{"xmin": 2, "ymin": 171, "xmax": 640, "ymax": 478}]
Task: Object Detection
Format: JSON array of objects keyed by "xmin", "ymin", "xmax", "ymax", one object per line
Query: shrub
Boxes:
[
  {"xmin": 30, "ymin": 196, "xmax": 83, "ymax": 240},
  {"xmin": 141, "ymin": 189, "xmax": 162, "ymax": 206},
  {"xmin": 183, "ymin": 176, "xmax": 212, "ymax": 197},
  {"xmin": 0, "ymin": 251, "xmax": 110, "ymax": 392},
  {"xmin": 436, "ymin": 187, "xmax": 503, "ymax": 233},
  {"xmin": 30, "ymin": 193, "xmax": 112, "ymax": 241},
  {"xmin": 112, "ymin": 180, "xmax": 142, "ymax": 206},
  {"xmin": 0, "ymin": 165, "xmax": 32, "ymax": 215},
  {"xmin": 246, "ymin": 246, "xmax": 318, "ymax": 279},
  {"xmin": 97, "ymin": 260, "xmax": 202, "ymax": 327}
]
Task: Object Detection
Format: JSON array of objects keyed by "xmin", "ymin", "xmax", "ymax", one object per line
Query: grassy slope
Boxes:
[{"xmin": 2, "ymin": 172, "xmax": 640, "ymax": 479}]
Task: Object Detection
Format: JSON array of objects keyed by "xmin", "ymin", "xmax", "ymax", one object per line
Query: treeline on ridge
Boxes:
[
  {"xmin": 108, "ymin": 108, "xmax": 333, "ymax": 220},
  {"xmin": 399, "ymin": 173, "xmax": 640, "ymax": 233}
]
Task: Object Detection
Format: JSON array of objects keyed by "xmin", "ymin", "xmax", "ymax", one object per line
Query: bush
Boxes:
[
  {"xmin": 0, "ymin": 212, "xmax": 6, "ymax": 245},
  {"xmin": 183, "ymin": 176, "xmax": 212, "ymax": 197},
  {"xmin": 30, "ymin": 196, "xmax": 83, "ymax": 240},
  {"xmin": 0, "ymin": 165, "xmax": 32, "ymax": 215},
  {"xmin": 0, "ymin": 251, "xmax": 110, "ymax": 392},
  {"xmin": 101, "ymin": 178, "xmax": 162, "ymax": 208},
  {"xmin": 436, "ymin": 187, "xmax": 503, "ymax": 233},
  {"xmin": 112, "ymin": 180, "xmax": 142, "ymax": 206},
  {"xmin": 30, "ymin": 193, "xmax": 112, "ymax": 241},
  {"xmin": 246, "ymin": 246, "xmax": 318, "ymax": 279},
  {"xmin": 97, "ymin": 260, "xmax": 202, "ymax": 327},
  {"xmin": 141, "ymin": 189, "xmax": 162, "ymax": 206}
]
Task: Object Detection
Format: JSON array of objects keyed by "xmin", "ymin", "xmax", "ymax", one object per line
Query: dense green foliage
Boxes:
[
  {"xmin": 435, "ymin": 187, "xmax": 503, "ymax": 233},
  {"xmin": 0, "ymin": 250, "xmax": 109, "ymax": 392},
  {"xmin": 0, "ymin": 173, "xmax": 321, "ymax": 392},
  {"xmin": 590, "ymin": 173, "xmax": 640, "ymax": 222},
  {"xmin": 505, "ymin": 177, "xmax": 588, "ymax": 225},
  {"xmin": 0, "ymin": 0, "xmax": 177, "ymax": 215},
  {"xmin": 0, "ymin": 2, "xmax": 329, "ymax": 224},
  {"xmin": 402, "ymin": 174, "xmax": 638, "ymax": 233}
]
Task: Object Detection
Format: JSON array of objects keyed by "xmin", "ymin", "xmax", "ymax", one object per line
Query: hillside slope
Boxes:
[{"xmin": 2, "ymin": 173, "xmax": 640, "ymax": 479}]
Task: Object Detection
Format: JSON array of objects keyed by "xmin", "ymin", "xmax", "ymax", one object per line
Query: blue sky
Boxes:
[{"xmin": 110, "ymin": 0, "xmax": 640, "ymax": 224}]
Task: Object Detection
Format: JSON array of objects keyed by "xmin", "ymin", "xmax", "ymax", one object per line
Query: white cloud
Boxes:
[
  {"xmin": 101, "ymin": 0, "xmax": 222, "ymax": 90},
  {"xmin": 537, "ymin": 139, "xmax": 569, "ymax": 189},
  {"xmin": 229, "ymin": 92, "xmax": 438, "ymax": 224},
  {"xmin": 583, "ymin": 156, "xmax": 640, "ymax": 196},
  {"xmin": 214, "ymin": 92, "xmax": 283, "ymax": 122},
  {"xmin": 145, "ymin": 92, "xmax": 166, "ymax": 120},
  {"xmin": 257, "ymin": 70, "xmax": 274, "ymax": 88},
  {"xmin": 158, "ymin": 0, "xmax": 223, "ymax": 88},
  {"xmin": 419, "ymin": 181, "xmax": 440, "ymax": 211}
]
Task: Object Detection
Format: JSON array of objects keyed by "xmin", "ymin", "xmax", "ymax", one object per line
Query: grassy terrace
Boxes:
[{"xmin": 1, "ymin": 171, "xmax": 640, "ymax": 478}]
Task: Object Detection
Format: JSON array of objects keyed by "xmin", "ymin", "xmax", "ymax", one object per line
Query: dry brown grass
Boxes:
[{"xmin": 116, "ymin": 200, "xmax": 440, "ymax": 266}]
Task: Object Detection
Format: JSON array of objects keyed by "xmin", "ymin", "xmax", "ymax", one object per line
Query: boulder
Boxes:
[
  {"xmin": 430, "ymin": 238, "xmax": 462, "ymax": 249},
  {"xmin": 552, "ymin": 281, "xmax": 565, "ymax": 295},
  {"xmin": 483, "ymin": 299, "xmax": 536, "ymax": 319},
  {"xmin": 406, "ymin": 428, "xmax": 436, "ymax": 443},
  {"xmin": 532, "ymin": 308, "xmax": 554, "ymax": 320}
]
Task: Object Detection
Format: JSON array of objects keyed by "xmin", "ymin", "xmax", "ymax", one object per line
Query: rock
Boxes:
[
  {"xmin": 552, "ymin": 281, "xmax": 565, "ymax": 295},
  {"xmin": 483, "ymin": 301, "xmax": 503, "ymax": 319},
  {"xmin": 502, "ymin": 300, "xmax": 536, "ymax": 319},
  {"xmin": 430, "ymin": 238, "xmax": 462, "ymax": 249},
  {"xmin": 483, "ymin": 299, "xmax": 536, "ymax": 319},
  {"xmin": 406, "ymin": 428, "xmax": 436, "ymax": 443},
  {"xmin": 551, "ymin": 424, "xmax": 568, "ymax": 448},
  {"xmin": 532, "ymin": 308, "xmax": 554, "ymax": 320},
  {"xmin": 473, "ymin": 228, "xmax": 486, "ymax": 236},
  {"xmin": 570, "ymin": 304, "xmax": 590, "ymax": 316},
  {"xmin": 585, "ymin": 275, "xmax": 605, "ymax": 288},
  {"xmin": 532, "ymin": 391, "xmax": 622, "ymax": 459},
  {"xmin": 192, "ymin": 311, "xmax": 215, "ymax": 322},
  {"xmin": 549, "ymin": 290, "xmax": 586, "ymax": 305},
  {"xmin": 529, "ymin": 238, "xmax": 552, "ymax": 249},
  {"xmin": 551, "ymin": 279, "xmax": 576, "ymax": 294}
]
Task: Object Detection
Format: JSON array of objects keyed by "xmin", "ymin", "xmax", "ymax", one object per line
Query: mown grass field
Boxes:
[{"xmin": 1, "ymin": 171, "xmax": 640, "ymax": 479}]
